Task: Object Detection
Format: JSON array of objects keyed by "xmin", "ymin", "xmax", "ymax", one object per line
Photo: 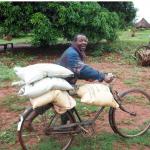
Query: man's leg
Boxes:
[
  {"xmin": 61, "ymin": 108, "xmax": 75, "ymax": 124},
  {"xmin": 24, "ymin": 104, "xmax": 52, "ymax": 130},
  {"xmin": 24, "ymin": 110, "xmax": 38, "ymax": 131}
]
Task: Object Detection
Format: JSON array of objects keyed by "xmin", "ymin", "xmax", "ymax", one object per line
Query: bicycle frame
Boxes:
[
  {"xmin": 49, "ymin": 87, "xmax": 137, "ymax": 135},
  {"xmin": 48, "ymin": 106, "xmax": 105, "ymax": 135}
]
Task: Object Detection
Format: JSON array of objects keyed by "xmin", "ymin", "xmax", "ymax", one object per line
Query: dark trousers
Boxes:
[{"xmin": 61, "ymin": 108, "xmax": 74, "ymax": 124}]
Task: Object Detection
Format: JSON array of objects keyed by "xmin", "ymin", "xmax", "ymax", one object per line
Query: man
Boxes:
[
  {"xmin": 24, "ymin": 34, "xmax": 114, "ymax": 128},
  {"xmin": 57, "ymin": 34, "xmax": 114, "ymax": 84},
  {"xmin": 57, "ymin": 34, "xmax": 114, "ymax": 124}
]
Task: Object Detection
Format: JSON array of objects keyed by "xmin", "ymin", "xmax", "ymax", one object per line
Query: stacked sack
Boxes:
[
  {"xmin": 12, "ymin": 63, "xmax": 76, "ymax": 114},
  {"xmin": 77, "ymin": 83, "xmax": 119, "ymax": 108}
]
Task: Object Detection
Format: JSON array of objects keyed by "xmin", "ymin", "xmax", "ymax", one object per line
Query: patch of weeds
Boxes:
[
  {"xmin": 125, "ymin": 130, "xmax": 150, "ymax": 147},
  {"xmin": 0, "ymin": 81, "xmax": 11, "ymax": 88},
  {"xmin": 1, "ymin": 94, "xmax": 28, "ymax": 112},
  {"xmin": 76, "ymin": 100, "xmax": 98, "ymax": 116},
  {"xmin": 34, "ymin": 137, "xmax": 60, "ymax": 150},
  {"xmin": 104, "ymin": 53, "xmax": 119, "ymax": 63},
  {"xmin": 119, "ymin": 50, "xmax": 137, "ymax": 65},
  {"xmin": 0, "ymin": 124, "xmax": 17, "ymax": 144},
  {"xmin": 123, "ymin": 78, "xmax": 139, "ymax": 86},
  {"xmin": 70, "ymin": 132, "xmax": 122, "ymax": 150},
  {"xmin": 9, "ymin": 103, "xmax": 26, "ymax": 112},
  {"xmin": 1, "ymin": 52, "xmax": 35, "ymax": 67},
  {"xmin": 107, "ymin": 40, "xmax": 147, "ymax": 65},
  {"xmin": 87, "ymin": 56, "xmax": 102, "ymax": 63},
  {"xmin": 0, "ymin": 64, "xmax": 16, "ymax": 81},
  {"xmin": 132, "ymin": 66, "xmax": 143, "ymax": 73},
  {"xmin": 0, "ymin": 64, "xmax": 17, "ymax": 88},
  {"xmin": 70, "ymin": 131, "xmax": 150, "ymax": 150},
  {"xmin": 91, "ymin": 43, "xmax": 113, "ymax": 57}
]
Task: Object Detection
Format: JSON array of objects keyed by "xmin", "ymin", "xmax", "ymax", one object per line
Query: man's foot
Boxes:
[
  {"xmin": 24, "ymin": 120, "xmax": 34, "ymax": 131},
  {"xmin": 104, "ymin": 73, "xmax": 114, "ymax": 83}
]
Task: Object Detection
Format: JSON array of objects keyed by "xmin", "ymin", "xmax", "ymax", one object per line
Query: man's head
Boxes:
[{"xmin": 72, "ymin": 34, "xmax": 88, "ymax": 51}]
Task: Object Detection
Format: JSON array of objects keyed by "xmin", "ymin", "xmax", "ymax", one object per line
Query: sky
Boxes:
[{"xmin": 133, "ymin": 0, "xmax": 150, "ymax": 23}]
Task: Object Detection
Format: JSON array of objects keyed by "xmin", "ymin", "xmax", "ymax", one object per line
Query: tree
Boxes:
[
  {"xmin": 99, "ymin": 2, "xmax": 137, "ymax": 28},
  {"xmin": 0, "ymin": 2, "xmax": 33, "ymax": 36},
  {"xmin": 0, "ymin": 2, "xmax": 119, "ymax": 46}
]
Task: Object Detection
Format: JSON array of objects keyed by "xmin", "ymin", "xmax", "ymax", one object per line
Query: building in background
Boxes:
[{"xmin": 135, "ymin": 18, "xmax": 150, "ymax": 28}]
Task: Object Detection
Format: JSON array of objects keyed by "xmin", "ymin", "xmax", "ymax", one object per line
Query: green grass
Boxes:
[
  {"xmin": 0, "ymin": 64, "xmax": 15, "ymax": 81},
  {"xmin": 0, "ymin": 34, "xmax": 32, "ymax": 44},
  {"xmin": 35, "ymin": 131, "xmax": 150, "ymax": 150},
  {"xmin": 1, "ymin": 52, "xmax": 36, "ymax": 67},
  {"xmin": 118, "ymin": 29, "xmax": 150, "ymax": 43},
  {"xmin": 0, "ymin": 52, "xmax": 36, "ymax": 87},
  {"xmin": 32, "ymin": 137, "xmax": 61, "ymax": 150},
  {"xmin": 104, "ymin": 29, "xmax": 150, "ymax": 65},
  {"xmin": 75, "ymin": 99, "xmax": 99, "ymax": 115},
  {"xmin": 0, "ymin": 124, "xmax": 17, "ymax": 144},
  {"xmin": 123, "ymin": 78, "xmax": 139, "ymax": 86},
  {"xmin": 1, "ymin": 94, "xmax": 27, "ymax": 112},
  {"xmin": 0, "ymin": 29, "xmax": 150, "ymax": 149}
]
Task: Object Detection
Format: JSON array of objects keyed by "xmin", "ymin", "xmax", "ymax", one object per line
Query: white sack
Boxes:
[
  {"xmin": 19, "ymin": 77, "xmax": 74, "ymax": 98},
  {"xmin": 77, "ymin": 84, "xmax": 119, "ymax": 108},
  {"xmin": 14, "ymin": 63, "xmax": 74, "ymax": 84},
  {"xmin": 12, "ymin": 80, "xmax": 25, "ymax": 87},
  {"xmin": 14, "ymin": 66, "xmax": 47, "ymax": 84},
  {"xmin": 31, "ymin": 90, "xmax": 76, "ymax": 114}
]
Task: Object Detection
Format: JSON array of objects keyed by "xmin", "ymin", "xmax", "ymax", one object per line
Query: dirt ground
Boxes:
[{"xmin": 0, "ymin": 56, "xmax": 150, "ymax": 149}]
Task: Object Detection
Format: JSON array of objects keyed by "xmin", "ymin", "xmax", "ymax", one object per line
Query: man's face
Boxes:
[{"xmin": 75, "ymin": 35, "xmax": 88, "ymax": 51}]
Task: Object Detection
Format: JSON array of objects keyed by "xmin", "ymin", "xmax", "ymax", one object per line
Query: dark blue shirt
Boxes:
[{"xmin": 56, "ymin": 46, "xmax": 105, "ymax": 82}]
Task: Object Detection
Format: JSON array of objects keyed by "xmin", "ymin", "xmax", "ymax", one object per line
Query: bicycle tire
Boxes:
[
  {"xmin": 18, "ymin": 106, "xmax": 76, "ymax": 150},
  {"xmin": 109, "ymin": 88, "xmax": 150, "ymax": 138}
]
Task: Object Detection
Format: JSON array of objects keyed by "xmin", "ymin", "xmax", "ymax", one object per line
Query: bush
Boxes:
[{"xmin": 30, "ymin": 12, "xmax": 59, "ymax": 47}]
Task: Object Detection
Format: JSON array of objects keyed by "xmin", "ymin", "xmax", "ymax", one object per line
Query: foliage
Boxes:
[
  {"xmin": 91, "ymin": 43, "xmax": 113, "ymax": 57},
  {"xmin": 49, "ymin": 2, "xmax": 119, "ymax": 42},
  {"xmin": 0, "ymin": 2, "xmax": 33, "ymax": 36},
  {"xmin": 0, "ymin": 2, "xmax": 119, "ymax": 46},
  {"xmin": 99, "ymin": 2, "xmax": 137, "ymax": 28},
  {"xmin": 30, "ymin": 12, "xmax": 58, "ymax": 46}
]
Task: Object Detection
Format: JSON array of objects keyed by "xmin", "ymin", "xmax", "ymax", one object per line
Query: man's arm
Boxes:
[{"xmin": 79, "ymin": 65, "xmax": 105, "ymax": 81}]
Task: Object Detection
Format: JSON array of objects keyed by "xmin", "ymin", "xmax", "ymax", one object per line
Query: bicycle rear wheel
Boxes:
[
  {"xmin": 18, "ymin": 106, "xmax": 76, "ymax": 150},
  {"xmin": 109, "ymin": 88, "xmax": 150, "ymax": 137}
]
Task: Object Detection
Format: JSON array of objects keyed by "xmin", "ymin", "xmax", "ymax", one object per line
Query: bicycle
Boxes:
[{"xmin": 17, "ymin": 83, "xmax": 150, "ymax": 150}]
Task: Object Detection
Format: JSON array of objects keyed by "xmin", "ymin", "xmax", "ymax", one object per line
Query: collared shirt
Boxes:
[{"xmin": 56, "ymin": 46, "xmax": 105, "ymax": 83}]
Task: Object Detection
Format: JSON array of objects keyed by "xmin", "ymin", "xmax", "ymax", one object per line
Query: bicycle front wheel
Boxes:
[
  {"xmin": 18, "ymin": 106, "xmax": 76, "ymax": 150},
  {"xmin": 109, "ymin": 88, "xmax": 150, "ymax": 137}
]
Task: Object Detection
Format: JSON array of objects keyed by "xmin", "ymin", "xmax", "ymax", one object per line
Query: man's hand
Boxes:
[{"xmin": 104, "ymin": 73, "xmax": 115, "ymax": 83}]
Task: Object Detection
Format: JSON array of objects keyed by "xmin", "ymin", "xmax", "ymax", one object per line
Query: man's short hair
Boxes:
[{"xmin": 73, "ymin": 34, "xmax": 87, "ymax": 42}]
